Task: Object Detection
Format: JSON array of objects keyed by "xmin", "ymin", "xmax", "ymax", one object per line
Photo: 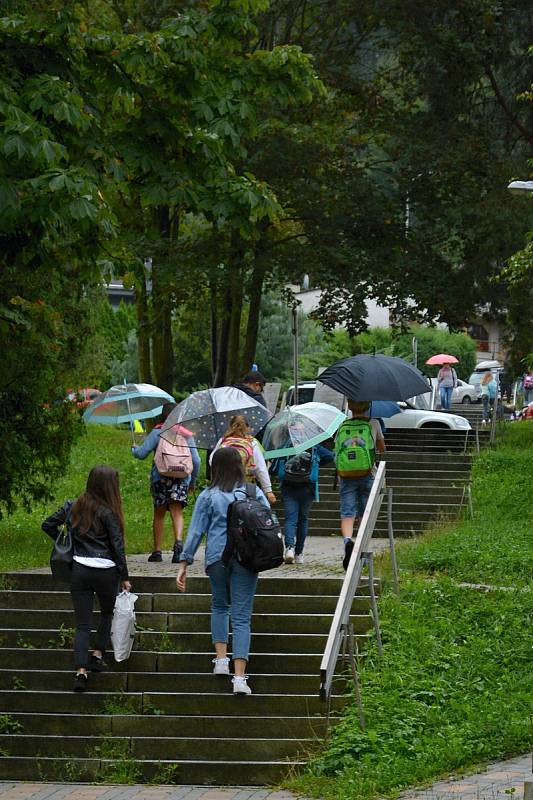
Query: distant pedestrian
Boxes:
[
  {"xmin": 437, "ymin": 363, "xmax": 457, "ymax": 410},
  {"xmin": 233, "ymin": 371, "xmax": 267, "ymax": 408},
  {"xmin": 335, "ymin": 400, "xmax": 385, "ymax": 570},
  {"xmin": 132, "ymin": 402, "xmax": 200, "ymax": 563},
  {"xmin": 523, "ymin": 370, "xmax": 533, "ymax": 404},
  {"xmin": 480, "ymin": 371, "xmax": 497, "ymax": 424},
  {"xmin": 210, "ymin": 414, "xmax": 276, "ymax": 505},
  {"xmin": 272, "ymin": 444, "xmax": 334, "ymax": 565},
  {"xmin": 42, "ymin": 465, "xmax": 131, "ymax": 693},
  {"xmin": 176, "ymin": 447, "xmax": 270, "ymax": 695}
]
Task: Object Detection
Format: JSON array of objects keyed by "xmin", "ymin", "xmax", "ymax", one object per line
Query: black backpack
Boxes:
[
  {"xmin": 281, "ymin": 449, "xmax": 320, "ymax": 485},
  {"xmin": 223, "ymin": 484, "xmax": 284, "ymax": 573}
]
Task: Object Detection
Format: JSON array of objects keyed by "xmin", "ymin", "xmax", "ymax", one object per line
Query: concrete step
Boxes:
[
  {"xmin": 0, "ymin": 590, "xmax": 372, "ymax": 614},
  {"xmin": 0, "ymin": 689, "xmax": 345, "ymax": 716},
  {"xmin": 4, "ymin": 711, "xmax": 330, "ymax": 739},
  {"xmin": 0, "ymin": 609, "xmax": 373, "ymax": 636},
  {"xmin": 0, "ymin": 648, "xmax": 328, "ymax": 675},
  {"xmin": 0, "ymin": 627, "xmax": 370, "ymax": 653},
  {"xmin": 0, "ymin": 733, "xmax": 312, "ymax": 761},
  {"xmin": 0, "ymin": 755, "xmax": 304, "ymax": 784},
  {"xmin": 0, "ymin": 669, "xmax": 339, "ymax": 696},
  {"xmin": 2, "ymin": 573, "xmax": 353, "ymax": 596}
]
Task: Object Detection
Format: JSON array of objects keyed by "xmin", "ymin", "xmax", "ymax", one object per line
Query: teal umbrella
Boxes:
[{"xmin": 262, "ymin": 402, "xmax": 346, "ymax": 459}]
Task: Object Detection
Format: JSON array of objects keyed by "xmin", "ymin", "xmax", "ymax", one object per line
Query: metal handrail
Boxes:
[{"xmin": 319, "ymin": 460, "xmax": 387, "ymax": 701}]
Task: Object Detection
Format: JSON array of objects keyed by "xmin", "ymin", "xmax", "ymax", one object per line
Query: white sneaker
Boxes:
[
  {"xmin": 295, "ymin": 553, "xmax": 304, "ymax": 564},
  {"xmin": 284, "ymin": 547, "xmax": 295, "ymax": 564},
  {"xmin": 212, "ymin": 657, "xmax": 230, "ymax": 675},
  {"xmin": 482, "ymin": 419, "xmax": 487, "ymax": 425},
  {"xmin": 232, "ymin": 676, "xmax": 252, "ymax": 695}
]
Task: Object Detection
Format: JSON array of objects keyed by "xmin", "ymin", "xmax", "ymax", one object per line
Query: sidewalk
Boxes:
[{"xmin": 0, "ymin": 754, "xmax": 530, "ymax": 799}]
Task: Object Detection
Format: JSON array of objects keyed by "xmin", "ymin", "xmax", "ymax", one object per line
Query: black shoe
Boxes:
[
  {"xmin": 73, "ymin": 672, "xmax": 88, "ymax": 693},
  {"xmin": 171, "ymin": 541, "xmax": 183, "ymax": 564},
  {"xmin": 342, "ymin": 539, "xmax": 354, "ymax": 571},
  {"xmin": 148, "ymin": 550, "xmax": 162, "ymax": 562},
  {"xmin": 89, "ymin": 654, "xmax": 108, "ymax": 672}
]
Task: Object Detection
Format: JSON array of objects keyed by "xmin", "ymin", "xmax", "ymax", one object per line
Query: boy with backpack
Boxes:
[
  {"xmin": 335, "ymin": 400, "xmax": 385, "ymax": 570},
  {"xmin": 271, "ymin": 443, "xmax": 334, "ymax": 564}
]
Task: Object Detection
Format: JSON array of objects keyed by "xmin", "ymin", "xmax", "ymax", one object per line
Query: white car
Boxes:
[
  {"xmin": 430, "ymin": 377, "xmax": 477, "ymax": 405},
  {"xmin": 384, "ymin": 401, "xmax": 471, "ymax": 430}
]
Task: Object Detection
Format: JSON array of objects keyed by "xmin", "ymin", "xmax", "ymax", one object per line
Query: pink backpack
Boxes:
[{"xmin": 154, "ymin": 425, "xmax": 193, "ymax": 479}]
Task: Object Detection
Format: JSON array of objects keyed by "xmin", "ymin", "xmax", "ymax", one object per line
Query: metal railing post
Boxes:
[
  {"xmin": 362, "ymin": 552, "xmax": 383, "ymax": 656},
  {"xmin": 387, "ymin": 487, "xmax": 399, "ymax": 596},
  {"xmin": 347, "ymin": 622, "xmax": 365, "ymax": 729}
]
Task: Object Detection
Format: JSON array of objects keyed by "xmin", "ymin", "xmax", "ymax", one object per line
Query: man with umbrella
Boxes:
[{"xmin": 233, "ymin": 371, "xmax": 268, "ymax": 408}]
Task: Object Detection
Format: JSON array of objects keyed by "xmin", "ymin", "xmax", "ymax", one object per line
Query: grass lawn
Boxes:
[
  {"xmin": 0, "ymin": 425, "xmax": 206, "ymax": 572},
  {"xmin": 287, "ymin": 422, "xmax": 533, "ymax": 800}
]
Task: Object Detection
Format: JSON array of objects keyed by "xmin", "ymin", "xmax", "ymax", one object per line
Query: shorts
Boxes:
[{"xmin": 339, "ymin": 474, "xmax": 374, "ymax": 519}]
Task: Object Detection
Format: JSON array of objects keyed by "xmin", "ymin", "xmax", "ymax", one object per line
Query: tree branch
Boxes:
[{"xmin": 484, "ymin": 63, "xmax": 533, "ymax": 147}]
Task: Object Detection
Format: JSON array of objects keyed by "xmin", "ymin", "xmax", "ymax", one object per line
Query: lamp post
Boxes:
[{"xmin": 291, "ymin": 274, "xmax": 310, "ymax": 406}]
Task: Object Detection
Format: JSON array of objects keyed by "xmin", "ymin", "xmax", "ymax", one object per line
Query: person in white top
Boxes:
[{"xmin": 209, "ymin": 415, "xmax": 276, "ymax": 505}]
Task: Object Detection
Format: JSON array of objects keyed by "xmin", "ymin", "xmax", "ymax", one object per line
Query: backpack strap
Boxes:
[{"xmin": 245, "ymin": 483, "xmax": 257, "ymax": 500}]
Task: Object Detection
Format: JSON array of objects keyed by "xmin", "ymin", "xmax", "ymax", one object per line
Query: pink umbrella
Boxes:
[{"xmin": 426, "ymin": 353, "xmax": 459, "ymax": 365}]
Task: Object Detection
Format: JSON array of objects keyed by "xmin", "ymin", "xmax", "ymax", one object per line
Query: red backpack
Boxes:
[{"xmin": 154, "ymin": 425, "xmax": 193, "ymax": 480}]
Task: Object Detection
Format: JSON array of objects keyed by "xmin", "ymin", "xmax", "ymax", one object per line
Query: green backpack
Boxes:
[{"xmin": 334, "ymin": 419, "xmax": 375, "ymax": 478}]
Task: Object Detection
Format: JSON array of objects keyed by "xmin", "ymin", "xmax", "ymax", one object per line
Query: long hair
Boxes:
[
  {"xmin": 210, "ymin": 447, "xmax": 245, "ymax": 492},
  {"xmin": 481, "ymin": 371, "xmax": 493, "ymax": 385},
  {"xmin": 223, "ymin": 414, "xmax": 251, "ymax": 439},
  {"xmin": 160, "ymin": 402, "xmax": 177, "ymax": 423},
  {"xmin": 71, "ymin": 465, "xmax": 125, "ymax": 538}
]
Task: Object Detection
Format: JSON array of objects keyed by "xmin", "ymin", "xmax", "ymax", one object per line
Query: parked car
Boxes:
[
  {"xmin": 282, "ymin": 382, "xmax": 471, "ymax": 430},
  {"xmin": 430, "ymin": 377, "xmax": 477, "ymax": 404},
  {"xmin": 384, "ymin": 401, "xmax": 471, "ymax": 430},
  {"xmin": 282, "ymin": 383, "xmax": 317, "ymax": 407},
  {"xmin": 468, "ymin": 361, "xmax": 504, "ymax": 402},
  {"xmin": 65, "ymin": 387, "xmax": 102, "ymax": 409}
]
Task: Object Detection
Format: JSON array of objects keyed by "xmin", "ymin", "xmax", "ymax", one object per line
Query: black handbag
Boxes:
[{"xmin": 50, "ymin": 511, "xmax": 73, "ymax": 583}]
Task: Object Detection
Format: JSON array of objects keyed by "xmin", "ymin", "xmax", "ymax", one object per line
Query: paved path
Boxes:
[
  {"xmin": 0, "ymin": 754, "xmax": 530, "ymax": 798},
  {"xmin": 27, "ymin": 535, "xmax": 392, "ymax": 580}
]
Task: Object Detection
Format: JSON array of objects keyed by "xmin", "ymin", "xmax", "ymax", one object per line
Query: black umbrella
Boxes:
[{"xmin": 318, "ymin": 354, "xmax": 431, "ymax": 401}]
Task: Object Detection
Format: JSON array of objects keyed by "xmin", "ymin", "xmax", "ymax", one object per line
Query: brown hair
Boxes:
[
  {"xmin": 224, "ymin": 414, "xmax": 252, "ymax": 439},
  {"xmin": 210, "ymin": 447, "xmax": 245, "ymax": 492},
  {"xmin": 71, "ymin": 465, "xmax": 125, "ymax": 539},
  {"xmin": 481, "ymin": 372, "xmax": 494, "ymax": 385},
  {"xmin": 347, "ymin": 400, "xmax": 371, "ymax": 416},
  {"xmin": 160, "ymin": 402, "xmax": 177, "ymax": 423}
]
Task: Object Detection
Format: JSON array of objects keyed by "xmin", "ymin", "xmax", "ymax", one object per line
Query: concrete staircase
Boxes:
[
  {"xmin": 0, "ymin": 571, "xmax": 375, "ymax": 784},
  {"xmin": 276, "ymin": 429, "xmax": 490, "ymax": 538}
]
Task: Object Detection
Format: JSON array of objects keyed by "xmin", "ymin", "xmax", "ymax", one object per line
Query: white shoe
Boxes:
[
  {"xmin": 284, "ymin": 547, "xmax": 295, "ymax": 564},
  {"xmin": 232, "ymin": 676, "xmax": 252, "ymax": 695},
  {"xmin": 482, "ymin": 419, "xmax": 487, "ymax": 425},
  {"xmin": 212, "ymin": 657, "xmax": 230, "ymax": 675},
  {"xmin": 295, "ymin": 553, "xmax": 305, "ymax": 564}
]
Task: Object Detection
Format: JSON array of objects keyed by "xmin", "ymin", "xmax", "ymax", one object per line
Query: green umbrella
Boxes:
[{"xmin": 262, "ymin": 402, "xmax": 346, "ymax": 459}]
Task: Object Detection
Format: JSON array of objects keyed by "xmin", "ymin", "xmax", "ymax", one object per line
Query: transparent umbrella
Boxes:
[
  {"xmin": 262, "ymin": 402, "xmax": 346, "ymax": 459},
  {"xmin": 83, "ymin": 383, "xmax": 175, "ymax": 443},
  {"xmin": 160, "ymin": 387, "xmax": 272, "ymax": 449}
]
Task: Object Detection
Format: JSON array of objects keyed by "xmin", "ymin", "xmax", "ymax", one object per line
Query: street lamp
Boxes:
[{"xmin": 291, "ymin": 274, "xmax": 310, "ymax": 406}]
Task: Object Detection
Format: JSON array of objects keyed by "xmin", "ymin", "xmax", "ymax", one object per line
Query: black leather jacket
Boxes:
[
  {"xmin": 42, "ymin": 500, "xmax": 129, "ymax": 581},
  {"xmin": 233, "ymin": 382, "xmax": 267, "ymax": 407}
]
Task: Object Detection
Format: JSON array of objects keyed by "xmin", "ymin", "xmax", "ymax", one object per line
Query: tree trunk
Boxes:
[
  {"xmin": 151, "ymin": 205, "xmax": 175, "ymax": 394},
  {"xmin": 210, "ymin": 276, "xmax": 218, "ymax": 385},
  {"xmin": 227, "ymin": 231, "xmax": 246, "ymax": 384},
  {"xmin": 136, "ymin": 278, "xmax": 152, "ymax": 383},
  {"xmin": 213, "ymin": 284, "xmax": 232, "ymax": 387},
  {"xmin": 241, "ymin": 260, "xmax": 266, "ymax": 375}
]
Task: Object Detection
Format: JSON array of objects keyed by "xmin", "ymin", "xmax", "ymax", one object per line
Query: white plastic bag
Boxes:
[{"xmin": 110, "ymin": 590, "xmax": 138, "ymax": 662}]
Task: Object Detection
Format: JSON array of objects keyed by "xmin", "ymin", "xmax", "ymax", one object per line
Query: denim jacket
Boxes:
[
  {"xmin": 132, "ymin": 426, "xmax": 200, "ymax": 485},
  {"xmin": 180, "ymin": 485, "xmax": 269, "ymax": 570}
]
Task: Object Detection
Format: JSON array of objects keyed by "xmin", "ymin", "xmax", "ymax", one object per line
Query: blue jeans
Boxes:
[
  {"xmin": 439, "ymin": 386, "xmax": 453, "ymax": 409},
  {"xmin": 206, "ymin": 558, "xmax": 258, "ymax": 661},
  {"xmin": 282, "ymin": 484, "xmax": 314, "ymax": 555},
  {"xmin": 339, "ymin": 474, "xmax": 374, "ymax": 520}
]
